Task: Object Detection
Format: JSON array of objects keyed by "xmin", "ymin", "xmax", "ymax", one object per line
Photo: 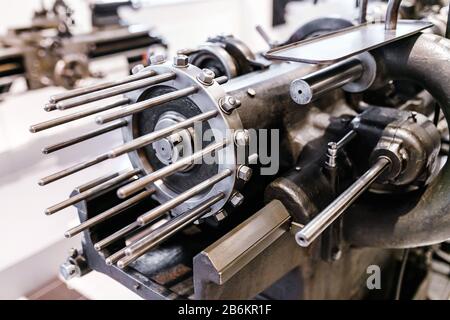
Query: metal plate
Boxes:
[{"xmin": 264, "ymin": 20, "xmax": 433, "ymax": 64}]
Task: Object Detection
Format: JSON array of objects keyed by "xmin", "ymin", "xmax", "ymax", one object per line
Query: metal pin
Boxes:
[
  {"xmin": 42, "ymin": 120, "xmax": 128, "ymax": 154},
  {"xmin": 49, "ymin": 70, "xmax": 157, "ymax": 104},
  {"xmin": 215, "ymin": 76, "xmax": 228, "ymax": 85},
  {"xmin": 105, "ymin": 248, "xmax": 127, "ymax": 266},
  {"xmin": 64, "ymin": 189, "xmax": 154, "ymax": 238},
  {"xmin": 56, "ymin": 72, "xmax": 176, "ymax": 110},
  {"xmin": 44, "ymin": 103, "xmax": 57, "ymax": 112},
  {"xmin": 44, "ymin": 169, "xmax": 141, "ymax": 215},
  {"xmin": 118, "ymin": 140, "xmax": 228, "ymax": 198},
  {"xmin": 108, "ymin": 110, "xmax": 218, "ymax": 158},
  {"xmin": 96, "ymin": 86, "xmax": 198, "ymax": 124},
  {"xmin": 118, "ymin": 193, "xmax": 225, "ymax": 268},
  {"xmin": 94, "ymin": 221, "xmax": 140, "ymax": 251},
  {"xmin": 30, "ymin": 98, "xmax": 129, "ymax": 133},
  {"xmin": 39, "ymin": 153, "xmax": 110, "ymax": 186},
  {"xmin": 336, "ymin": 130, "xmax": 357, "ymax": 150},
  {"xmin": 136, "ymin": 169, "xmax": 232, "ymax": 226}
]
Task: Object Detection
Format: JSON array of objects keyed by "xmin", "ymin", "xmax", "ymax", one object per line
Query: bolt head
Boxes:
[
  {"xmin": 234, "ymin": 129, "xmax": 250, "ymax": 147},
  {"xmin": 220, "ymin": 96, "xmax": 241, "ymax": 114},
  {"xmin": 214, "ymin": 209, "xmax": 228, "ymax": 222},
  {"xmin": 197, "ymin": 68, "xmax": 215, "ymax": 85},
  {"xmin": 68, "ymin": 248, "xmax": 78, "ymax": 258},
  {"xmin": 131, "ymin": 64, "xmax": 145, "ymax": 74},
  {"xmin": 59, "ymin": 262, "xmax": 79, "ymax": 281},
  {"xmin": 173, "ymin": 54, "xmax": 189, "ymax": 67},
  {"xmin": 150, "ymin": 54, "xmax": 166, "ymax": 65},
  {"xmin": 230, "ymin": 192, "xmax": 245, "ymax": 207},
  {"xmin": 237, "ymin": 165, "xmax": 252, "ymax": 182}
]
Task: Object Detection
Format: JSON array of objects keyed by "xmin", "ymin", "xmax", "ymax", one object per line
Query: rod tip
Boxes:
[
  {"xmin": 94, "ymin": 244, "xmax": 101, "ymax": 251},
  {"xmin": 137, "ymin": 216, "xmax": 146, "ymax": 226},
  {"xmin": 105, "ymin": 258, "xmax": 113, "ymax": 266},
  {"xmin": 29, "ymin": 126, "xmax": 37, "ymax": 133},
  {"xmin": 41, "ymin": 148, "xmax": 49, "ymax": 155},
  {"xmin": 95, "ymin": 116, "xmax": 104, "ymax": 125},
  {"xmin": 44, "ymin": 208, "xmax": 52, "ymax": 216},
  {"xmin": 117, "ymin": 188, "xmax": 127, "ymax": 199},
  {"xmin": 64, "ymin": 232, "xmax": 71, "ymax": 239},
  {"xmin": 117, "ymin": 260, "xmax": 126, "ymax": 269},
  {"xmin": 44, "ymin": 103, "xmax": 57, "ymax": 112},
  {"xmin": 38, "ymin": 180, "xmax": 46, "ymax": 186}
]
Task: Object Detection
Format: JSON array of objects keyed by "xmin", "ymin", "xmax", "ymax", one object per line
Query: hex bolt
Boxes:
[
  {"xmin": 220, "ymin": 96, "xmax": 241, "ymax": 114},
  {"xmin": 234, "ymin": 129, "xmax": 250, "ymax": 147},
  {"xmin": 197, "ymin": 68, "xmax": 215, "ymax": 85},
  {"xmin": 150, "ymin": 54, "xmax": 166, "ymax": 65},
  {"xmin": 59, "ymin": 261, "xmax": 80, "ymax": 281},
  {"xmin": 215, "ymin": 209, "xmax": 228, "ymax": 222},
  {"xmin": 230, "ymin": 191, "xmax": 245, "ymax": 207},
  {"xmin": 173, "ymin": 55, "xmax": 189, "ymax": 68},
  {"xmin": 237, "ymin": 165, "xmax": 252, "ymax": 182},
  {"xmin": 131, "ymin": 64, "xmax": 145, "ymax": 75}
]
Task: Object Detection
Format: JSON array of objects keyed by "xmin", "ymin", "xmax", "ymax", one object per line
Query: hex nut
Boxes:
[
  {"xmin": 230, "ymin": 192, "xmax": 245, "ymax": 207},
  {"xmin": 220, "ymin": 96, "xmax": 241, "ymax": 114},
  {"xmin": 173, "ymin": 55, "xmax": 189, "ymax": 68},
  {"xmin": 197, "ymin": 68, "xmax": 215, "ymax": 85},
  {"xmin": 237, "ymin": 165, "xmax": 252, "ymax": 182}
]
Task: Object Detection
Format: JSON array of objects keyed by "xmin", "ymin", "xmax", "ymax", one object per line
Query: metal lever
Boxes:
[{"xmin": 295, "ymin": 157, "xmax": 391, "ymax": 247}]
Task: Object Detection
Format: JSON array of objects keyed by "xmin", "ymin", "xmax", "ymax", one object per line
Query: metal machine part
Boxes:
[
  {"xmin": 30, "ymin": 1, "xmax": 450, "ymax": 299},
  {"xmin": 180, "ymin": 35, "xmax": 267, "ymax": 79},
  {"xmin": 0, "ymin": 1, "xmax": 167, "ymax": 91}
]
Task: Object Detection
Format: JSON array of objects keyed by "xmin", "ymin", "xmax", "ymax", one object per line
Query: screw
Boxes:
[
  {"xmin": 237, "ymin": 165, "xmax": 252, "ymax": 182},
  {"xmin": 197, "ymin": 68, "xmax": 215, "ymax": 85},
  {"xmin": 173, "ymin": 54, "xmax": 189, "ymax": 68},
  {"xmin": 150, "ymin": 54, "xmax": 166, "ymax": 65},
  {"xmin": 214, "ymin": 209, "xmax": 228, "ymax": 222},
  {"xmin": 68, "ymin": 248, "xmax": 78, "ymax": 259},
  {"xmin": 247, "ymin": 88, "xmax": 256, "ymax": 97},
  {"xmin": 131, "ymin": 64, "xmax": 145, "ymax": 74},
  {"xmin": 234, "ymin": 129, "xmax": 250, "ymax": 147},
  {"xmin": 230, "ymin": 192, "xmax": 245, "ymax": 207},
  {"xmin": 220, "ymin": 96, "xmax": 241, "ymax": 114}
]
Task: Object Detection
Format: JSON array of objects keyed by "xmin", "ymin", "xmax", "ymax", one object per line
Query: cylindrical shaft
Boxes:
[
  {"xmin": 42, "ymin": 120, "xmax": 128, "ymax": 154},
  {"xmin": 96, "ymin": 86, "xmax": 198, "ymax": 124},
  {"xmin": 117, "ymin": 140, "xmax": 228, "ymax": 199},
  {"xmin": 56, "ymin": 72, "xmax": 176, "ymax": 110},
  {"xmin": 290, "ymin": 58, "xmax": 363, "ymax": 105},
  {"xmin": 336, "ymin": 130, "xmax": 357, "ymax": 150},
  {"xmin": 359, "ymin": 0, "xmax": 368, "ymax": 24},
  {"xmin": 105, "ymin": 248, "xmax": 127, "ymax": 266},
  {"xmin": 45, "ymin": 169, "xmax": 141, "ymax": 215},
  {"xmin": 94, "ymin": 221, "xmax": 140, "ymax": 251},
  {"xmin": 39, "ymin": 153, "xmax": 110, "ymax": 186},
  {"xmin": 118, "ymin": 193, "xmax": 225, "ymax": 268},
  {"xmin": 295, "ymin": 157, "xmax": 391, "ymax": 247},
  {"xmin": 137, "ymin": 169, "xmax": 232, "ymax": 226},
  {"xmin": 385, "ymin": 0, "xmax": 402, "ymax": 30},
  {"xmin": 108, "ymin": 110, "xmax": 218, "ymax": 158},
  {"xmin": 49, "ymin": 70, "xmax": 157, "ymax": 103},
  {"xmin": 64, "ymin": 189, "xmax": 154, "ymax": 238},
  {"xmin": 30, "ymin": 98, "xmax": 129, "ymax": 133}
]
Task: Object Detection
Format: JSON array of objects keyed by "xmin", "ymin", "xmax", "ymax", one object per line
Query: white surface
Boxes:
[{"xmin": 65, "ymin": 271, "xmax": 142, "ymax": 300}]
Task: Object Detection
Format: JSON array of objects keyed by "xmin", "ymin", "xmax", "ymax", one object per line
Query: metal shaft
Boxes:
[
  {"xmin": 56, "ymin": 72, "xmax": 176, "ymax": 110},
  {"xmin": 295, "ymin": 157, "xmax": 391, "ymax": 247},
  {"xmin": 64, "ymin": 189, "xmax": 154, "ymax": 238},
  {"xmin": 385, "ymin": 0, "xmax": 402, "ymax": 31},
  {"xmin": 49, "ymin": 70, "xmax": 157, "ymax": 104},
  {"xmin": 117, "ymin": 193, "xmax": 225, "ymax": 268},
  {"xmin": 94, "ymin": 221, "xmax": 140, "ymax": 251},
  {"xmin": 105, "ymin": 248, "xmax": 127, "ymax": 266},
  {"xmin": 137, "ymin": 169, "xmax": 232, "ymax": 226},
  {"xmin": 42, "ymin": 120, "xmax": 128, "ymax": 154},
  {"xmin": 30, "ymin": 98, "xmax": 129, "ymax": 133},
  {"xmin": 336, "ymin": 130, "xmax": 357, "ymax": 150},
  {"xmin": 290, "ymin": 58, "xmax": 363, "ymax": 105},
  {"xmin": 108, "ymin": 110, "xmax": 218, "ymax": 158},
  {"xmin": 96, "ymin": 86, "xmax": 198, "ymax": 124},
  {"xmin": 45, "ymin": 169, "xmax": 141, "ymax": 215},
  {"xmin": 117, "ymin": 140, "xmax": 228, "ymax": 199}
]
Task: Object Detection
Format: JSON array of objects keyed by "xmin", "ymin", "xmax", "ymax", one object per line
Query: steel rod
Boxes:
[
  {"xmin": 42, "ymin": 120, "xmax": 128, "ymax": 154},
  {"xmin": 49, "ymin": 70, "xmax": 157, "ymax": 103},
  {"xmin": 44, "ymin": 169, "xmax": 141, "ymax": 215},
  {"xmin": 118, "ymin": 193, "xmax": 225, "ymax": 268},
  {"xmin": 136, "ymin": 169, "xmax": 232, "ymax": 226},
  {"xmin": 30, "ymin": 98, "xmax": 129, "ymax": 133},
  {"xmin": 56, "ymin": 72, "xmax": 176, "ymax": 110},
  {"xmin": 117, "ymin": 140, "xmax": 228, "ymax": 199},
  {"xmin": 94, "ymin": 221, "xmax": 140, "ymax": 251},
  {"xmin": 295, "ymin": 157, "xmax": 391, "ymax": 247},
  {"xmin": 64, "ymin": 189, "xmax": 154, "ymax": 238},
  {"xmin": 385, "ymin": 0, "xmax": 402, "ymax": 30},
  {"xmin": 107, "ymin": 110, "xmax": 218, "ymax": 158},
  {"xmin": 96, "ymin": 86, "xmax": 198, "ymax": 124}
]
